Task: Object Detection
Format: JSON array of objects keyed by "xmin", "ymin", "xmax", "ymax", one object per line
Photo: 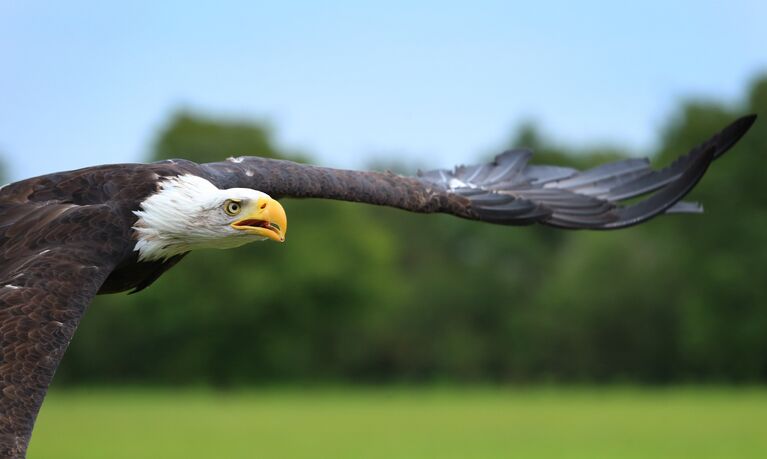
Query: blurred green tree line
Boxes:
[{"xmin": 57, "ymin": 77, "xmax": 767, "ymax": 385}]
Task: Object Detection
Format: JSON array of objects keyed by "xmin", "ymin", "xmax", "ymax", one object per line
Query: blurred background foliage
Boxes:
[{"xmin": 56, "ymin": 77, "xmax": 767, "ymax": 386}]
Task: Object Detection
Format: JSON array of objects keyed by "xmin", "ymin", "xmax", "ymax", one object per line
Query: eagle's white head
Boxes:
[{"xmin": 133, "ymin": 174, "xmax": 287, "ymax": 261}]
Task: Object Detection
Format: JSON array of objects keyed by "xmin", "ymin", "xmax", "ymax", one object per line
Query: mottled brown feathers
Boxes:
[
  {"xmin": 0, "ymin": 114, "xmax": 756, "ymax": 457},
  {"xmin": 0, "ymin": 204, "xmax": 129, "ymax": 458}
]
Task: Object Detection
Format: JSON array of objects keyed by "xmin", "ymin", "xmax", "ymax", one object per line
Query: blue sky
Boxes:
[{"xmin": 1, "ymin": 1, "xmax": 765, "ymax": 181}]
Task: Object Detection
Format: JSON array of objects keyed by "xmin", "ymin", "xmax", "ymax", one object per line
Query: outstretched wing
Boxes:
[
  {"xmin": 197, "ymin": 115, "xmax": 756, "ymax": 229},
  {"xmin": 0, "ymin": 202, "xmax": 131, "ymax": 457}
]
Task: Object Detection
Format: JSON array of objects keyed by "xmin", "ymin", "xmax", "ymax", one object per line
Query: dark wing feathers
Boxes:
[
  {"xmin": 200, "ymin": 115, "xmax": 756, "ymax": 230},
  {"xmin": 0, "ymin": 203, "xmax": 133, "ymax": 457},
  {"xmin": 199, "ymin": 158, "xmax": 473, "ymax": 217}
]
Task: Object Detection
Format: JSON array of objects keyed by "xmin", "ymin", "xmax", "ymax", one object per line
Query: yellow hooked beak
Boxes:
[{"xmin": 230, "ymin": 197, "xmax": 287, "ymax": 242}]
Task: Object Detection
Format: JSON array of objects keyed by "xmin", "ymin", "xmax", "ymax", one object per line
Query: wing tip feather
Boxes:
[{"xmin": 713, "ymin": 113, "xmax": 757, "ymax": 159}]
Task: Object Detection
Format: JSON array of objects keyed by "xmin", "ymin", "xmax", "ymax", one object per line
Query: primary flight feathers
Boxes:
[{"xmin": 0, "ymin": 114, "xmax": 757, "ymax": 458}]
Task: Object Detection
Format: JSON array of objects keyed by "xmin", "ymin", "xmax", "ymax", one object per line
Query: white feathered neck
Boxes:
[{"xmin": 133, "ymin": 174, "xmax": 269, "ymax": 261}]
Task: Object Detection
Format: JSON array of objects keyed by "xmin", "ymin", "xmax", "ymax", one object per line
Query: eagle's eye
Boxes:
[{"xmin": 224, "ymin": 200, "xmax": 242, "ymax": 216}]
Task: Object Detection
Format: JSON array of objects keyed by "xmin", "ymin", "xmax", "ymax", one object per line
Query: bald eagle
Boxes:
[{"xmin": 0, "ymin": 115, "xmax": 756, "ymax": 457}]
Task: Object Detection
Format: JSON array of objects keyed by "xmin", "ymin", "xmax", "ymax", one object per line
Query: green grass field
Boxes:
[{"xmin": 28, "ymin": 388, "xmax": 767, "ymax": 459}]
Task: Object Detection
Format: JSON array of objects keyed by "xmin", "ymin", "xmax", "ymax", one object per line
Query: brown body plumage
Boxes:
[{"xmin": 0, "ymin": 115, "xmax": 756, "ymax": 457}]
